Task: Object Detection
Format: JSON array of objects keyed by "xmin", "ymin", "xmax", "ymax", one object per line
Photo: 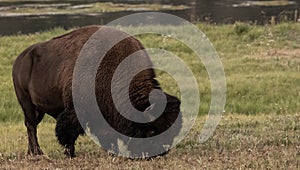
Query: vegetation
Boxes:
[
  {"xmin": 1, "ymin": 23, "xmax": 299, "ymax": 121},
  {"xmin": 0, "ymin": 2, "xmax": 189, "ymax": 16},
  {"xmin": 0, "ymin": 113, "xmax": 299, "ymax": 169},
  {"xmin": 233, "ymin": 0, "xmax": 296, "ymax": 7},
  {"xmin": 0, "ymin": 23, "xmax": 299, "ymax": 168}
]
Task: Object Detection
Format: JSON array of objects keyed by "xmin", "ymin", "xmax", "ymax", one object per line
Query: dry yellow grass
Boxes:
[{"xmin": 0, "ymin": 113, "xmax": 299, "ymax": 169}]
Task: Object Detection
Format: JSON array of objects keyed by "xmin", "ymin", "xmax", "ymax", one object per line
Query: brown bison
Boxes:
[{"xmin": 12, "ymin": 25, "xmax": 182, "ymax": 158}]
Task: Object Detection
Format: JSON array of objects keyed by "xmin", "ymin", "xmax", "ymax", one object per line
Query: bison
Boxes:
[{"xmin": 12, "ymin": 25, "xmax": 182, "ymax": 158}]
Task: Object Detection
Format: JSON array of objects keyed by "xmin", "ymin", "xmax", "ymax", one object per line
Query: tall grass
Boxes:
[{"xmin": 0, "ymin": 23, "xmax": 300, "ymax": 122}]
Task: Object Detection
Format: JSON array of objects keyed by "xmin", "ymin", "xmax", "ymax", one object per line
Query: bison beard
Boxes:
[{"xmin": 12, "ymin": 25, "xmax": 182, "ymax": 158}]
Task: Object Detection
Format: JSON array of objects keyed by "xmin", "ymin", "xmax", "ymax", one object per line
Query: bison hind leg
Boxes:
[
  {"xmin": 55, "ymin": 110, "xmax": 84, "ymax": 158},
  {"xmin": 15, "ymin": 90, "xmax": 44, "ymax": 156}
]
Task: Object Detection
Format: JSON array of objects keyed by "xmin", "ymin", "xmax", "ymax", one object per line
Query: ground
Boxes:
[
  {"xmin": 0, "ymin": 23, "xmax": 300, "ymax": 169},
  {"xmin": 0, "ymin": 114, "xmax": 299, "ymax": 169}
]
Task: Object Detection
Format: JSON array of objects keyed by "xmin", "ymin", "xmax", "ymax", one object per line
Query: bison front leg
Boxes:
[
  {"xmin": 64, "ymin": 143, "xmax": 75, "ymax": 158},
  {"xmin": 55, "ymin": 110, "xmax": 84, "ymax": 158}
]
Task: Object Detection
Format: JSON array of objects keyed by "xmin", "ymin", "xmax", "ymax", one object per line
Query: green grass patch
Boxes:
[{"xmin": 0, "ymin": 23, "xmax": 300, "ymax": 122}]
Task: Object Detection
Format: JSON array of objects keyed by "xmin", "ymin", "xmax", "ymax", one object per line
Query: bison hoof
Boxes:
[
  {"xmin": 64, "ymin": 148, "xmax": 75, "ymax": 158},
  {"xmin": 27, "ymin": 147, "xmax": 44, "ymax": 156}
]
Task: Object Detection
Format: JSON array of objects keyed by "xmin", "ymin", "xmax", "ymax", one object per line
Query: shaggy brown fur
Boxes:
[{"xmin": 12, "ymin": 25, "xmax": 182, "ymax": 158}]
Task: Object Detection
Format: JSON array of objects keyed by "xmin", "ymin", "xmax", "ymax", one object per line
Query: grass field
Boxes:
[{"xmin": 0, "ymin": 22, "xmax": 300, "ymax": 169}]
